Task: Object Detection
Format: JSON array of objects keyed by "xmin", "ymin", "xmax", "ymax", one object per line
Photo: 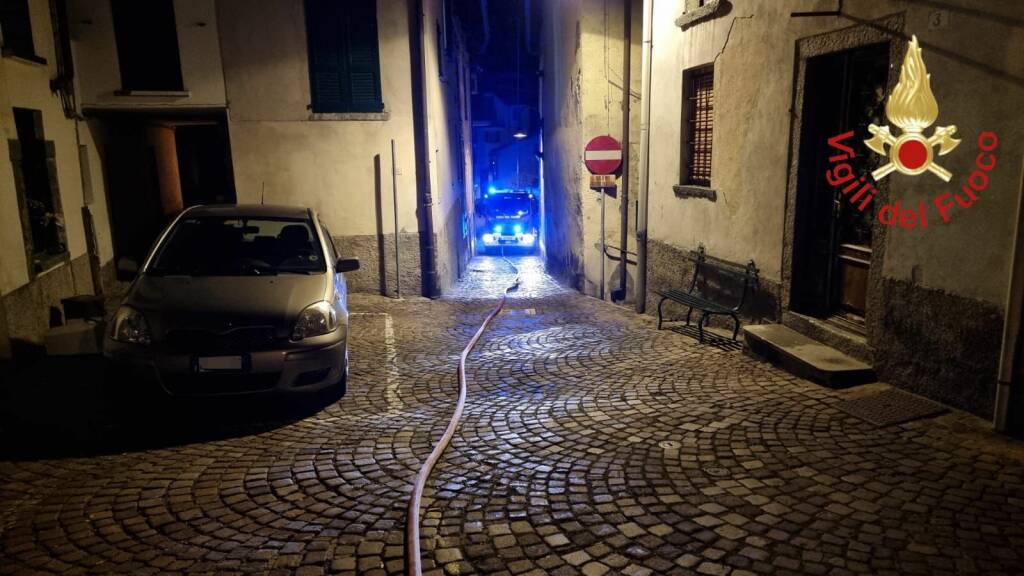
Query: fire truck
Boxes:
[{"xmin": 477, "ymin": 188, "xmax": 538, "ymax": 254}]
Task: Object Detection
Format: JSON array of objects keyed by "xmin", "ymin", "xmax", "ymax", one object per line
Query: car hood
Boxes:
[{"xmin": 123, "ymin": 274, "xmax": 330, "ymax": 338}]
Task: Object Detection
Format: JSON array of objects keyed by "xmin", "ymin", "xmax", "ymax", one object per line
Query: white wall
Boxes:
[
  {"xmin": 541, "ymin": 0, "xmax": 585, "ymax": 283},
  {"xmin": 423, "ymin": 0, "xmax": 473, "ymax": 292},
  {"xmin": 646, "ymin": 0, "xmax": 820, "ymax": 285},
  {"xmin": 218, "ymin": 0, "xmax": 471, "ymax": 293},
  {"xmin": 645, "ymin": 0, "xmax": 1024, "ymax": 305},
  {"xmin": 71, "ymin": 0, "xmax": 227, "ymax": 110},
  {"xmin": 542, "ymin": 0, "xmax": 641, "ymax": 298},
  {"xmin": 0, "ymin": 0, "xmax": 113, "ymax": 296},
  {"xmin": 217, "ymin": 0, "xmax": 420, "ymax": 238}
]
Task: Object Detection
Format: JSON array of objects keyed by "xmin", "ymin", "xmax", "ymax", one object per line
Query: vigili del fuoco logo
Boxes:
[{"xmin": 825, "ymin": 35, "xmax": 999, "ymax": 231}]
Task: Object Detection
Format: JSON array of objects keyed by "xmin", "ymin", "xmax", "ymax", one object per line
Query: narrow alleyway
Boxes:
[{"xmin": 1, "ymin": 257, "xmax": 1023, "ymax": 575}]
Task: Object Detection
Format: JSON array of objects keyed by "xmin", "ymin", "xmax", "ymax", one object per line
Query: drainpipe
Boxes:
[
  {"xmin": 478, "ymin": 0, "xmax": 491, "ymax": 55},
  {"xmin": 410, "ymin": 0, "xmax": 439, "ymax": 297},
  {"xmin": 994, "ymin": 160, "xmax": 1024, "ymax": 432},
  {"xmin": 634, "ymin": 0, "xmax": 654, "ymax": 314},
  {"xmin": 538, "ymin": 64, "xmax": 545, "ymax": 258},
  {"xmin": 615, "ymin": 0, "xmax": 631, "ymax": 302}
]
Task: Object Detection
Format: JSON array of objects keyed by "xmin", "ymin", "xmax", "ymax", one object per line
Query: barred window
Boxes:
[{"xmin": 684, "ymin": 66, "xmax": 714, "ymax": 187}]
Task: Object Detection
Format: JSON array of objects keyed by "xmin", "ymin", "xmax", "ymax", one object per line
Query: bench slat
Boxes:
[{"xmin": 656, "ymin": 289, "xmax": 733, "ymax": 313}]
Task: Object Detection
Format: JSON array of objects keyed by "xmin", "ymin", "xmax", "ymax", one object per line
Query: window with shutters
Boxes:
[
  {"xmin": 306, "ymin": 0, "xmax": 384, "ymax": 114},
  {"xmin": 0, "ymin": 0, "xmax": 40, "ymax": 61},
  {"xmin": 682, "ymin": 65, "xmax": 714, "ymax": 187},
  {"xmin": 111, "ymin": 0, "xmax": 184, "ymax": 91}
]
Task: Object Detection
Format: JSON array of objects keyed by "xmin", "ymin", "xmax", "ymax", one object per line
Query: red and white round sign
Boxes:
[{"xmin": 584, "ymin": 135, "xmax": 622, "ymax": 175}]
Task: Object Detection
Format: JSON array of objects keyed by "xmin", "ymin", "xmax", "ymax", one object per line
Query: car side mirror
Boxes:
[
  {"xmin": 336, "ymin": 257, "xmax": 360, "ymax": 273},
  {"xmin": 116, "ymin": 257, "xmax": 139, "ymax": 280}
]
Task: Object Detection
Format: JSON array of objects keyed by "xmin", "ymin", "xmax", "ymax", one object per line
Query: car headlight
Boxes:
[
  {"xmin": 513, "ymin": 224, "xmax": 523, "ymax": 235},
  {"xmin": 493, "ymin": 224, "xmax": 503, "ymax": 234},
  {"xmin": 482, "ymin": 233, "xmax": 495, "ymax": 244},
  {"xmin": 521, "ymin": 233, "xmax": 536, "ymax": 245},
  {"xmin": 112, "ymin": 306, "xmax": 152, "ymax": 345},
  {"xmin": 292, "ymin": 301, "xmax": 338, "ymax": 341}
]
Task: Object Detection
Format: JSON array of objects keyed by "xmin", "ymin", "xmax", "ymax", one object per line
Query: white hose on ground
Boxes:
[{"xmin": 405, "ymin": 255, "xmax": 520, "ymax": 575}]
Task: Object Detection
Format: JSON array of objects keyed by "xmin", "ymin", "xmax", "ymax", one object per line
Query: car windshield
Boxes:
[
  {"xmin": 488, "ymin": 194, "xmax": 532, "ymax": 217},
  {"xmin": 149, "ymin": 216, "xmax": 326, "ymax": 276}
]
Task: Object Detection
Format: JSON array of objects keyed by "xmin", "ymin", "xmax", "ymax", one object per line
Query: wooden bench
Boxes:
[{"xmin": 655, "ymin": 246, "xmax": 759, "ymax": 343}]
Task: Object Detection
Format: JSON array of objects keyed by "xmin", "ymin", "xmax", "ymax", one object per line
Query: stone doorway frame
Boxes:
[{"xmin": 780, "ymin": 13, "xmax": 906, "ymax": 360}]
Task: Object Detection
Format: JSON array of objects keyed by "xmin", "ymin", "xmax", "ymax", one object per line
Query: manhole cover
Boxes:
[
  {"xmin": 703, "ymin": 466, "xmax": 730, "ymax": 477},
  {"xmin": 658, "ymin": 440, "xmax": 681, "ymax": 450},
  {"xmin": 837, "ymin": 389, "xmax": 947, "ymax": 427}
]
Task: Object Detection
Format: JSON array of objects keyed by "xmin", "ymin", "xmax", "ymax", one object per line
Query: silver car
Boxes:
[{"xmin": 105, "ymin": 204, "xmax": 359, "ymax": 397}]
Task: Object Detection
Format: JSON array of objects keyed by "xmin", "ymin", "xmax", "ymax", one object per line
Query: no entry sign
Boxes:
[{"xmin": 584, "ymin": 135, "xmax": 622, "ymax": 175}]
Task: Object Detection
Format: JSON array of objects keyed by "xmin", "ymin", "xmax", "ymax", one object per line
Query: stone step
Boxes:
[{"xmin": 743, "ymin": 324, "xmax": 876, "ymax": 388}]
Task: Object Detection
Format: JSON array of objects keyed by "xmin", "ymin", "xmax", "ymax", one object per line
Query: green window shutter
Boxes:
[
  {"xmin": 307, "ymin": 0, "xmax": 383, "ymax": 113},
  {"xmin": 344, "ymin": 0, "xmax": 383, "ymax": 112}
]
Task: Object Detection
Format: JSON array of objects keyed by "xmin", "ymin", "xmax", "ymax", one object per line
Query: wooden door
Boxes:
[{"xmin": 792, "ymin": 43, "xmax": 889, "ymax": 326}]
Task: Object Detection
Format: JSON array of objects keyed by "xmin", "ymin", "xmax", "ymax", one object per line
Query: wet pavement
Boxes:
[{"xmin": 1, "ymin": 256, "xmax": 1023, "ymax": 575}]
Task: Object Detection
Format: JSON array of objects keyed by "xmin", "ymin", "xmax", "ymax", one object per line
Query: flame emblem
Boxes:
[{"xmin": 864, "ymin": 35, "xmax": 960, "ymax": 181}]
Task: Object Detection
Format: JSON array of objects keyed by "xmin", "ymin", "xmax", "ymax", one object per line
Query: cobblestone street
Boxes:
[{"xmin": 2, "ymin": 256, "xmax": 1023, "ymax": 575}]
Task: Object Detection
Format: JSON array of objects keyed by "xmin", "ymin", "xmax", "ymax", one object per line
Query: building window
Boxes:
[
  {"xmin": 9, "ymin": 108, "xmax": 68, "ymax": 275},
  {"xmin": 0, "ymin": 0, "xmax": 36, "ymax": 60},
  {"xmin": 110, "ymin": 0, "xmax": 184, "ymax": 91},
  {"xmin": 306, "ymin": 0, "xmax": 384, "ymax": 113},
  {"xmin": 683, "ymin": 65, "xmax": 714, "ymax": 187}
]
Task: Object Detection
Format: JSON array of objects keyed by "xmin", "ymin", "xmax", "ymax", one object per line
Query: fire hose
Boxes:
[{"xmin": 405, "ymin": 255, "xmax": 520, "ymax": 575}]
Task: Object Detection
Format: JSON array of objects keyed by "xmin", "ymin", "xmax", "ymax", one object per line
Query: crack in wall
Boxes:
[{"xmin": 714, "ymin": 14, "xmax": 754, "ymax": 65}]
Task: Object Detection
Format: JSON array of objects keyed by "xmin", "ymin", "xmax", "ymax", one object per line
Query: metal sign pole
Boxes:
[
  {"xmin": 600, "ymin": 188, "xmax": 606, "ymax": 301},
  {"xmin": 392, "ymin": 139, "xmax": 401, "ymax": 299}
]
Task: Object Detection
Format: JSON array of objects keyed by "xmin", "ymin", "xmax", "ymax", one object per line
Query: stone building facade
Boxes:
[
  {"xmin": 215, "ymin": 0, "xmax": 475, "ymax": 297},
  {"xmin": 1, "ymin": 0, "xmax": 476, "ymax": 354},
  {"xmin": 541, "ymin": 0, "xmax": 642, "ymax": 301},
  {"xmin": 0, "ymin": 0, "xmax": 114, "ymax": 350},
  {"xmin": 542, "ymin": 0, "xmax": 1024, "ymax": 425}
]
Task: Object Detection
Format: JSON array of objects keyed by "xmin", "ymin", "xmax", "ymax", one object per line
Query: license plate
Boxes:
[{"xmin": 197, "ymin": 356, "xmax": 243, "ymax": 371}]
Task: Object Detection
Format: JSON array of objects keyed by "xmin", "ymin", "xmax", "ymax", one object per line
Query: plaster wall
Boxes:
[
  {"xmin": 217, "ymin": 0, "xmax": 418, "ymax": 243},
  {"xmin": 870, "ymin": 3, "xmax": 1024, "ymax": 305},
  {"xmin": 648, "ymin": 0, "xmax": 829, "ymax": 286},
  {"xmin": 218, "ymin": 0, "xmax": 469, "ymax": 295},
  {"xmin": 0, "ymin": 0, "xmax": 113, "ymax": 306},
  {"xmin": 71, "ymin": 0, "xmax": 227, "ymax": 110},
  {"xmin": 578, "ymin": 0, "xmax": 642, "ymax": 301},
  {"xmin": 646, "ymin": 0, "xmax": 1024, "ymax": 305},
  {"xmin": 542, "ymin": 0, "xmax": 641, "ymax": 297},
  {"xmin": 639, "ymin": 0, "xmax": 1024, "ymax": 415},
  {"xmin": 541, "ymin": 0, "xmax": 585, "ymax": 286},
  {"xmin": 423, "ymin": 0, "xmax": 473, "ymax": 293}
]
